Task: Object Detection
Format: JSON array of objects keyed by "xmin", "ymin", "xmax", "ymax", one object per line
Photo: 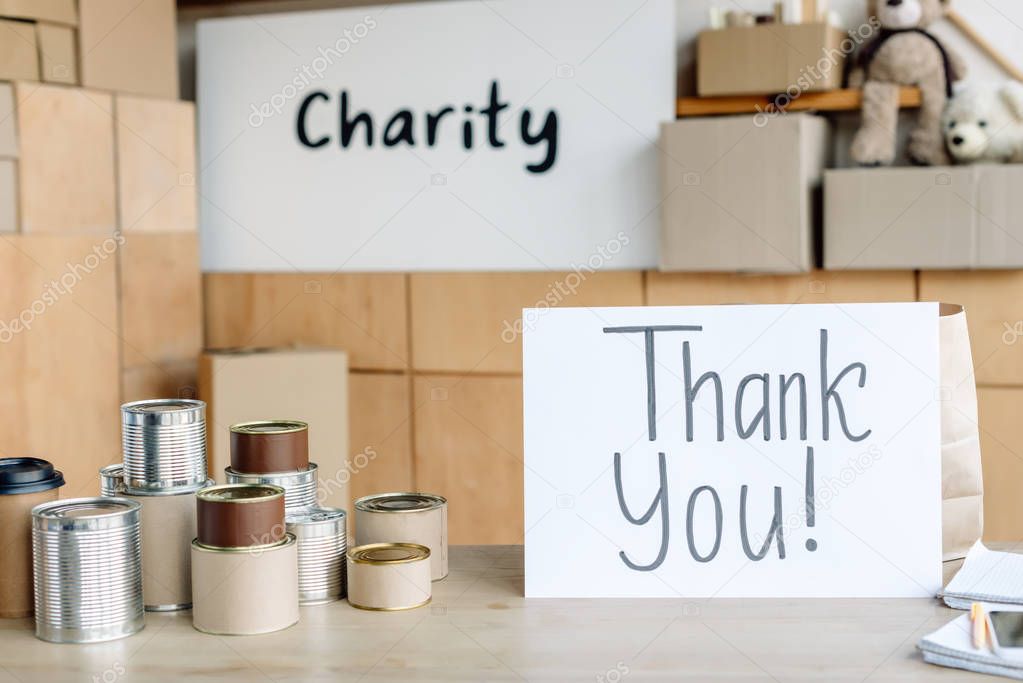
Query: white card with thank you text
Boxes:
[
  {"xmin": 196, "ymin": 0, "xmax": 673, "ymax": 271},
  {"xmin": 523, "ymin": 303, "xmax": 943, "ymax": 598}
]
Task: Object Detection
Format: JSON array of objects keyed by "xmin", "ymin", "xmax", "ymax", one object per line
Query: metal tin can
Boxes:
[
  {"xmin": 346, "ymin": 543, "xmax": 431, "ymax": 611},
  {"xmin": 190, "ymin": 534, "xmax": 299, "ymax": 636},
  {"xmin": 122, "ymin": 399, "xmax": 207, "ymax": 494},
  {"xmin": 286, "ymin": 507, "xmax": 346, "ymax": 605},
  {"xmin": 354, "ymin": 492, "xmax": 448, "ymax": 581},
  {"xmin": 31, "ymin": 497, "xmax": 144, "ymax": 643},
  {"xmin": 225, "ymin": 463, "xmax": 318, "ymax": 511},
  {"xmin": 0, "ymin": 458, "xmax": 64, "ymax": 619},
  {"xmin": 230, "ymin": 420, "xmax": 309, "ymax": 474},
  {"xmin": 99, "ymin": 463, "xmax": 125, "ymax": 497},
  {"xmin": 196, "ymin": 484, "xmax": 286, "ymax": 549}
]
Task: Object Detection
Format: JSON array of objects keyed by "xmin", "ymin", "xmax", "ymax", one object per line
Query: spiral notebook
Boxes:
[{"xmin": 943, "ymin": 542, "xmax": 1023, "ymax": 610}]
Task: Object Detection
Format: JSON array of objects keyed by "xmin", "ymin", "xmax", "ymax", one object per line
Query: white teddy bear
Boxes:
[{"xmin": 942, "ymin": 81, "xmax": 1023, "ymax": 163}]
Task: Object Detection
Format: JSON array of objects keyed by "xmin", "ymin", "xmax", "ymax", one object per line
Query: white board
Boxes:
[
  {"xmin": 196, "ymin": 0, "xmax": 673, "ymax": 271},
  {"xmin": 523, "ymin": 303, "xmax": 943, "ymax": 598}
]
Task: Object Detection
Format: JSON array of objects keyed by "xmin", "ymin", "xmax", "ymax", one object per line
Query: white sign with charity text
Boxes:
[{"xmin": 196, "ymin": 0, "xmax": 673, "ymax": 271}]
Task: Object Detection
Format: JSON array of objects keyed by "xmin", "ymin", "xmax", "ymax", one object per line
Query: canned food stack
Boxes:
[
  {"xmin": 191, "ymin": 484, "xmax": 299, "ymax": 635},
  {"xmin": 103, "ymin": 399, "xmax": 211, "ymax": 612},
  {"xmin": 0, "ymin": 458, "xmax": 65, "ymax": 619},
  {"xmin": 32, "ymin": 498, "xmax": 144, "ymax": 643},
  {"xmin": 347, "ymin": 492, "xmax": 449, "ymax": 611},
  {"xmin": 226, "ymin": 421, "xmax": 348, "ymax": 604}
]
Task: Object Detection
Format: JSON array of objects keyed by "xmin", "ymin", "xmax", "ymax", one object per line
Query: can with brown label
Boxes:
[
  {"xmin": 230, "ymin": 420, "xmax": 309, "ymax": 473},
  {"xmin": 196, "ymin": 484, "xmax": 286, "ymax": 549}
]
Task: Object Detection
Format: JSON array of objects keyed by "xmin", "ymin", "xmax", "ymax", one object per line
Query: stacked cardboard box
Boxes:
[{"xmin": 0, "ymin": 0, "xmax": 195, "ymax": 497}]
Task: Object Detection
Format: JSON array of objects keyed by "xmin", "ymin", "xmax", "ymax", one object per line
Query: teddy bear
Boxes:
[
  {"xmin": 942, "ymin": 81, "xmax": 1023, "ymax": 163},
  {"xmin": 848, "ymin": 0, "xmax": 967, "ymax": 166}
]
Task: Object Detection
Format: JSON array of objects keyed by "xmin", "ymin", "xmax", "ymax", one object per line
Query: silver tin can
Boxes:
[
  {"xmin": 31, "ymin": 497, "xmax": 144, "ymax": 643},
  {"xmin": 286, "ymin": 507, "xmax": 347, "ymax": 604},
  {"xmin": 99, "ymin": 463, "xmax": 125, "ymax": 497},
  {"xmin": 225, "ymin": 463, "xmax": 318, "ymax": 511},
  {"xmin": 122, "ymin": 399, "xmax": 207, "ymax": 494}
]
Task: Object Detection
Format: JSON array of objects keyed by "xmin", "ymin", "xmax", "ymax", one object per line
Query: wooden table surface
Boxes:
[{"xmin": 0, "ymin": 545, "xmax": 998, "ymax": 682}]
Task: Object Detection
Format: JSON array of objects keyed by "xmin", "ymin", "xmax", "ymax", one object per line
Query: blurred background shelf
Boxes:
[{"xmin": 676, "ymin": 86, "xmax": 922, "ymax": 117}]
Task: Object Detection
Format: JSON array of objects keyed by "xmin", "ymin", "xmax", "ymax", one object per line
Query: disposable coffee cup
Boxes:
[{"xmin": 0, "ymin": 458, "xmax": 64, "ymax": 618}]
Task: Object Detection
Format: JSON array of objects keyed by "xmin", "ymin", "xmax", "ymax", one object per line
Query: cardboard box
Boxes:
[
  {"xmin": 15, "ymin": 82, "xmax": 116, "ymax": 233},
  {"xmin": 919, "ymin": 271, "xmax": 1023, "ymax": 386},
  {"xmin": 0, "ymin": 159, "xmax": 16, "ymax": 232},
  {"xmin": 36, "ymin": 22, "xmax": 77, "ymax": 85},
  {"xmin": 199, "ymin": 348, "xmax": 350, "ymax": 511},
  {"xmin": 118, "ymin": 232, "xmax": 202, "ymax": 367},
  {"xmin": 0, "ymin": 82, "xmax": 15, "ymax": 157},
  {"xmin": 0, "ymin": 0, "xmax": 76, "ymax": 25},
  {"xmin": 660, "ymin": 114, "xmax": 828, "ymax": 273},
  {"xmin": 0, "ymin": 19, "xmax": 39, "ymax": 81},
  {"xmin": 647, "ymin": 270, "xmax": 917, "ymax": 305},
  {"xmin": 825, "ymin": 165, "xmax": 1023, "ymax": 269},
  {"xmin": 79, "ymin": 0, "xmax": 177, "ymax": 98},
  {"xmin": 697, "ymin": 23, "xmax": 846, "ymax": 96},
  {"xmin": 347, "ymin": 372, "xmax": 413, "ymax": 503},
  {"xmin": 409, "ymin": 272, "xmax": 643, "ymax": 374},
  {"xmin": 203, "ymin": 273, "xmax": 408, "ymax": 371},
  {"xmin": 413, "ymin": 375, "xmax": 522, "ymax": 545},
  {"xmin": 115, "ymin": 95, "xmax": 196, "ymax": 232},
  {"xmin": 0, "ymin": 235, "xmax": 120, "ymax": 499},
  {"xmin": 977, "ymin": 387, "xmax": 1023, "ymax": 542}
]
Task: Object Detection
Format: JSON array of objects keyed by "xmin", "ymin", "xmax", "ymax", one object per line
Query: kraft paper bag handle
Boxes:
[{"xmin": 939, "ymin": 303, "xmax": 984, "ymax": 562}]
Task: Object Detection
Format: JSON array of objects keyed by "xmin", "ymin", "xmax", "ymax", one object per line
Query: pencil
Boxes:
[{"xmin": 971, "ymin": 603, "xmax": 988, "ymax": 650}]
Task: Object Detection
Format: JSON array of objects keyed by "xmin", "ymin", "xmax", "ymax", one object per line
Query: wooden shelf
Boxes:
[{"xmin": 677, "ymin": 87, "xmax": 922, "ymax": 117}]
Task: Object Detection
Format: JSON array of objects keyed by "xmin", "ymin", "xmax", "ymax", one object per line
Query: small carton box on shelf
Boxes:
[
  {"xmin": 659, "ymin": 113, "xmax": 828, "ymax": 273},
  {"xmin": 697, "ymin": 22, "xmax": 846, "ymax": 97},
  {"xmin": 825, "ymin": 165, "xmax": 1023, "ymax": 269}
]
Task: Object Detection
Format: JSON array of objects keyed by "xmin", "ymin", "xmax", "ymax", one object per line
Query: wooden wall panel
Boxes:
[
  {"xmin": 0, "ymin": 19, "xmax": 38, "ymax": 81},
  {"xmin": 919, "ymin": 271, "xmax": 1023, "ymax": 386},
  {"xmin": 413, "ymin": 374, "xmax": 522, "ymax": 544},
  {"xmin": 203, "ymin": 273, "xmax": 409, "ymax": 371},
  {"xmin": 121, "ymin": 360, "xmax": 198, "ymax": 404},
  {"xmin": 409, "ymin": 271, "xmax": 644, "ymax": 374},
  {"xmin": 115, "ymin": 95, "xmax": 196, "ymax": 232},
  {"xmin": 15, "ymin": 83, "xmax": 116, "ymax": 234},
  {"xmin": 119, "ymin": 232, "xmax": 202, "ymax": 368},
  {"xmin": 0, "ymin": 82, "xmax": 15, "ymax": 157},
  {"xmin": 978, "ymin": 387, "xmax": 1023, "ymax": 542},
  {"xmin": 0, "ymin": 235, "xmax": 120, "ymax": 498},
  {"xmin": 347, "ymin": 372, "xmax": 414, "ymax": 504},
  {"xmin": 647, "ymin": 270, "xmax": 917, "ymax": 305}
]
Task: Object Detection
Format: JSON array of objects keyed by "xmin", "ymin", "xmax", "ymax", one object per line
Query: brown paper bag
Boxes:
[{"xmin": 940, "ymin": 303, "xmax": 983, "ymax": 561}]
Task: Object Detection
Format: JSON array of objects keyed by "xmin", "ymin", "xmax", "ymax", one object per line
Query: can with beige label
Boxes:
[
  {"xmin": 354, "ymin": 493, "xmax": 448, "ymax": 581},
  {"xmin": 346, "ymin": 543, "xmax": 431, "ymax": 611}
]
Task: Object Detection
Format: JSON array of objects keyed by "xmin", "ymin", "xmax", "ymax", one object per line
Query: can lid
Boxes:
[
  {"xmin": 230, "ymin": 420, "xmax": 308, "ymax": 435},
  {"xmin": 121, "ymin": 398, "xmax": 205, "ymax": 426},
  {"xmin": 286, "ymin": 506, "xmax": 346, "ymax": 526},
  {"xmin": 196, "ymin": 483, "xmax": 285, "ymax": 503},
  {"xmin": 0, "ymin": 457, "xmax": 65, "ymax": 495},
  {"xmin": 33, "ymin": 497, "xmax": 140, "ymax": 520},
  {"xmin": 354, "ymin": 492, "xmax": 446, "ymax": 513},
  {"xmin": 348, "ymin": 542, "xmax": 431, "ymax": 565}
]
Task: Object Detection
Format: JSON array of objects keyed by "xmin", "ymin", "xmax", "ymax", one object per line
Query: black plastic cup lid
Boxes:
[{"xmin": 0, "ymin": 457, "xmax": 65, "ymax": 495}]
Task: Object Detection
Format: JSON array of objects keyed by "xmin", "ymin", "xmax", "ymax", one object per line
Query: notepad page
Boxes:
[
  {"xmin": 919, "ymin": 606, "xmax": 1023, "ymax": 669},
  {"xmin": 944, "ymin": 542, "xmax": 1023, "ymax": 607}
]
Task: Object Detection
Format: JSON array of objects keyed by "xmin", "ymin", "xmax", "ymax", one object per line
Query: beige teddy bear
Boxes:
[
  {"xmin": 943, "ymin": 81, "xmax": 1023, "ymax": 163},
  {"xmin": 849, "ymin": 0, "xmax": 967, "ymax": 166}
]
